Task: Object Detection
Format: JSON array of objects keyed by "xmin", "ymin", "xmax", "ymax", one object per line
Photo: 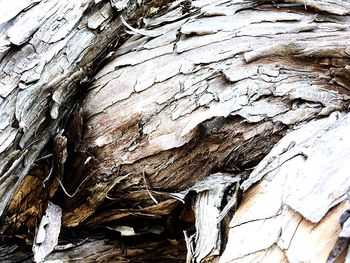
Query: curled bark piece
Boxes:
[{"xmin": 184, "ymin": 173, "xmax": 240, "ymax": 263}]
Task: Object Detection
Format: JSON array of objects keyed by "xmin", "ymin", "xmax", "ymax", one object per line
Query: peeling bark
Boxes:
[
  {"xmin": 60, "ymin": 0, "xmax": 350, "ymax": 231},
  {"xmin": 1, "ymin": 0, "xmax": 350, "ymax": 262},
  {"xmin": 0, "ymin": 0, "xmax": 128, "ymax": 220},
  {"xmin": 220, "ymin": 112, "xmax": 350, "ymax": 262}
]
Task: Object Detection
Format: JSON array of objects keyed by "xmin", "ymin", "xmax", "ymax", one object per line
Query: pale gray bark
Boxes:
[
  {"xmin": 220, "ymin": 112, "xmax": 350, "ymax": 262},
  {"xmin": 1, "ymin": 0, "xmax": 350, "ymax": 262},
  {"xmin": 0, "ymin": 0, "xmax": 128, "ymax": 218}
]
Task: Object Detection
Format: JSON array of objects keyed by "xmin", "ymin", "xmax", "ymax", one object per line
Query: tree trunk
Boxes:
[{"xmin": 1, "ymin": 0, "xmax": 350, "ymax": 262}]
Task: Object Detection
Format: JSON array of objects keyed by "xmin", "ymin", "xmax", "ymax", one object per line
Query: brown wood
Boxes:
[{"xmin": 1, "ymin": 0, "xmax": 350, "ymax": 262}]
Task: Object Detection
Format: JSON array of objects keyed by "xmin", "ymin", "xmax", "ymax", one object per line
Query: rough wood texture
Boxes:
[
  {"xmin": 33, "ymin": 202, "xmax": 62, "ymax": 262},
  {"xmin": 182, "ymin": 173, "xmax": 240, "ymax": 263},
  {"xmin": 0, "ymin": 0, "xmax": 154, "ymax": 238},
  {"xmin": 0, "ymin": 0, "xmax": 136, "ymax": 221},
  {"xmin": 60, "ymin": 0, "xmax": 350, "ymax": 228},
  {"xmin": 1, "ymin": 237, "xmax": 187, "ymax": 263},
  {"xmin": 219, "ymin": 112, "xmax": 350, "ymax": 262},
  {"xmin": 1, "ymin": 0, "xmax": 350, "ymax": 262}
]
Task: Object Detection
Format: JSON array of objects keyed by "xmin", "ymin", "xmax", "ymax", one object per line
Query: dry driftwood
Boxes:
[
  {"xmin": 62, "ymin": 0, "xmax": 350, "ymax": 226},
  {"xmin": 1, "ymin": 0, "xmax": 350, "ymax": 262},
  {"xmin": 0, "ymin": 0, "xmax": 128, "ymax": 222},
  {"xmin": 220, "ymin": 112, "xmax": 350, "ymax": 262}
]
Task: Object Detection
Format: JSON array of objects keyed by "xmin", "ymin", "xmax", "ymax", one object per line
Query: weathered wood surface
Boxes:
[
  {"xmin": 1, "ymin": 237, "xmax": 187, "ymax": 263},
  {"xmin": 219, "ymin": 112, "xmax": 350, "ymax": 262},
  {"xmin": 1, "ymin": 0, "xmax": 350, "ymax": 262},
  {"xmin": 61, "ymin": 0, "xmax": 350, "ymax": 227},
  {"xmin": 33, "ymin": 202, "xmax": 62, "ymax": 262},
  {"xmin": 0, "ymin": 0, "xmax": 131, "ymax": 221}
]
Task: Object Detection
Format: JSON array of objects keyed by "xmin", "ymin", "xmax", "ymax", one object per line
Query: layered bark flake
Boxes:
[{"xmin": 1, "ymin": 0, "xmax": 350, "ymax": 262}]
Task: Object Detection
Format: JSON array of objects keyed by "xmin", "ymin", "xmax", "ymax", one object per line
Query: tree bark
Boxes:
[{"xmin": 1, "ymin": 0, "xmax": 350, "ymax": 262}]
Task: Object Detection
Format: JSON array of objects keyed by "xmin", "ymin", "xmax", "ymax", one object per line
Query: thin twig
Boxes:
[
  {"xmin": 142, "ymin": 170, "xmax": 159, "ymax": 205},
  {"xmin": 105, "ymin": 172, "xmax": 133, "ymax": 200},
  {"xmin": 36, "ymin": 153, "xmax": 53, "ymax": 162},
  {"xmin": 56, "ymin": 173, "xmax": 91, "ymax": 198},
  {"xmin": 42, "ymin": 159, "xmax": 54, "ymax": 188}
]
